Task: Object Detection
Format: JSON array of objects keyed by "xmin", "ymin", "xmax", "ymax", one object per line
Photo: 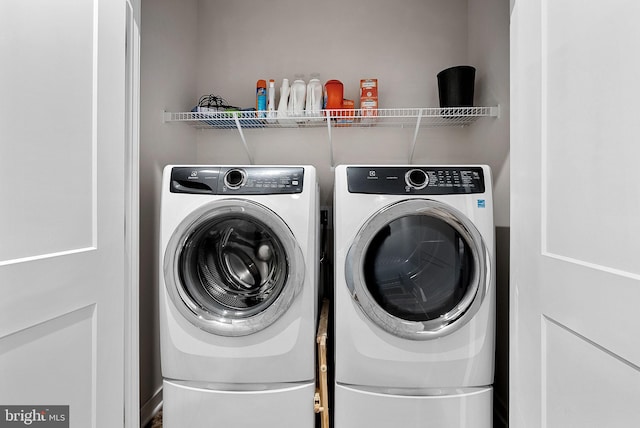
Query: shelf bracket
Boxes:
[
  {"xmin": 491, "ymin": 104, "xmax": 501, "ymax": 119},
  {"xmin": 326, "ymin": 113, "xmax": 335, "ymax": 168},
  {"xmin": 408, "ymin": 108, "xmax": 423, "ymax": 164},
  {"xmin": 233, "ymin": 112, "xmax": 254, "ymax": 165}
]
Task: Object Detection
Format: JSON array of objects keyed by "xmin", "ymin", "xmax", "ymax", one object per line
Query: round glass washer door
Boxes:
[
  {"xmin": 164, "ymin": 199, "xmax": 305, "ymax": 336},
  {"xmin": 345, "ymin": 199, "xmax": 490, "ymax": 340}
]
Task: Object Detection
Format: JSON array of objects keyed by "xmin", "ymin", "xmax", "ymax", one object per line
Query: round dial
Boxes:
[
  {"xmin": 405, "ymin": 168, "xmax": 428, "ymax": 190},
  {"xmin": 224, "ymin": 169, "xmax": 247, "ymax": 189}
]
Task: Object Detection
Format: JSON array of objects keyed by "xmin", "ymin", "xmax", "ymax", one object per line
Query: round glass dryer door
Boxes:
[
  {"xmin": 345, "ymin": 199, "xmax": 489, "ymax": 340},
  {"xmin": 164, "ymin": 199, "xmax": 305, "ymax": 336}
]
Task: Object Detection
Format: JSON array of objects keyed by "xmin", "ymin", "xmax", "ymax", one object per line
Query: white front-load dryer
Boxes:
[
  {"xmin": 333, "ymin": 165, "xmax": 495, "ymax": 428},
  {"xmin": 159, "ymin": 165, "xmax": 318, "ymax": 428}
]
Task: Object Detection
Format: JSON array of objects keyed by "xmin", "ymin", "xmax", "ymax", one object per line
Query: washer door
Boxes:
[
  {"xmin": 164, "ymin": 199, "xmax": 305, "ymax": 336},
  {"xmin": 345, "ymin": 199, "xmax": 489, "ymax": 340}
]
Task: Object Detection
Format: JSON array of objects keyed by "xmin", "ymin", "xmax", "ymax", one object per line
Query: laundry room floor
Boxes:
[{"xmin": 144, "ymin": 410, "xmax": 162, "ymax": 428}]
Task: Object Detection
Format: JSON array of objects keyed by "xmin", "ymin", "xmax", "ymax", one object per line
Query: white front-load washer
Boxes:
[
  {"xmin": 333, "ymin": 165, "xmax": 495, "ymax": 428},
  {"xmin": 159, "ymin": 165, "xmax": 318, "ymax": 428}
]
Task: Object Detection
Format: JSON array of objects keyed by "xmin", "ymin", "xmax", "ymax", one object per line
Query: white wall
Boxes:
[{"xmin": 139, "ymin": 0, "xmax": 199, "ymax": 424}]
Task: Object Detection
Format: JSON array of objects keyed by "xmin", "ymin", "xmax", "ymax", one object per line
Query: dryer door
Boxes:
[
  {"xmin": 164, "ymin": 199, "xmax": 305, "ymax": 336},
  {"xmin": 345, "ymin": 199, "xmax": 489, "ymax": 340}
]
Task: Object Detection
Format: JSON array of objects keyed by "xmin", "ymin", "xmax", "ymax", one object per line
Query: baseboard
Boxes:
[{"xmin": 140, "ymin": 386, "xmax": 163, "ymax": 427}]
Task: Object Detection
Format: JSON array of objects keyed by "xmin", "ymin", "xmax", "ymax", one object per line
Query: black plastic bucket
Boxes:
[{"xmin": 437, "ymin": 66, "xmax": 476, "ymax": 107}]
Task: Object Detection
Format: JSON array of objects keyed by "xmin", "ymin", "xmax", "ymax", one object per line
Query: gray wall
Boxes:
[
  {"xmin": 139, "ymin": 0, "xmax": 199, "ymax": 424},
  {"xmin": 192, "ymin": 0, "xmax": 510, "ymax": 223}
]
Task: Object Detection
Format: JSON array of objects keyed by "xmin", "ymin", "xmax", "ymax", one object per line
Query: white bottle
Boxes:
[
  {"xmin": 267, "ymin": 79, "xmax": 276, "ymax": 122},
  {"xmin": 277, "ymin": 78, "xmax": 290, "ymax": 118},
  {"xmin": 306, "ymin": 78, "xmax": 323, "ymax": 119},
  {"xmin": 290, "ymin": 79, "xmax": 307, "ymax": 121},
  {"xmin": 277, "ymin": 78, "xmax": 296, "ymax": 126}
]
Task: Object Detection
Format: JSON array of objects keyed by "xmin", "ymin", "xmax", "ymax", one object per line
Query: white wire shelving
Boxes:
[
  {"xmin": 164, "ymin": 106, "xmax": 498, "ymax": 129},
  {"xmin": 163, "ymin": 106, "xmax": 500, "ymax": 165}
]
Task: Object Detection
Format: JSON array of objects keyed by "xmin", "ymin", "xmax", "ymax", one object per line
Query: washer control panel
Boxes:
[
  {"xmin": 347, "ymin": 166, "xmax": 485, "ymax": 194},
  {"xmin": 170, "ymin": 166, "xmax": 304, "ymax": 194}
]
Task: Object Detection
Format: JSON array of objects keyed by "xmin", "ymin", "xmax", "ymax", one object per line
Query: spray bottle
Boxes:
[{"xmin": 256, "ymin": 79, "xmax": 267, "ymax": 118}]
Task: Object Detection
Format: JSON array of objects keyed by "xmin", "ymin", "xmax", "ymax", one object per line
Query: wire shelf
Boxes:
[
  {"xmin": 163, "ymin": 106, "xmax": 499, "ymax": 130},
  {"xmin": 162, "ymin": 106, "xmax": 500, "ymax": 166}
]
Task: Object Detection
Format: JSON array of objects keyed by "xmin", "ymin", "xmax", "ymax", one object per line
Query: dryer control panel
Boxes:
[
  {"xmin": 347, "ymin": 166, "xmax": 485, "ymax": 194},
  {"xmin": 170, "ymin": 166, "xmax": 304, "ymax": 194}
]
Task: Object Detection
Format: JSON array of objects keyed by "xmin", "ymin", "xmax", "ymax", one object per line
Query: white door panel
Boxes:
[
  {"xmin": 542, "ymin": 0, "xmax": 640, "ymax": 275},
  {"xmin": 0, "ymin": 306, "xmax": 95, "ymax": 427},
  {"xmin": 541, "ymin": 258, "xmax": 640, "ymax": 366},
  {"xmin": 0, "ymin": 0, "xmax": 131, "ymax": 427},
  {"xmin": 511, "ymin": 0, "xmax": 640, "ymax": 427},
  {"xmin": 543, "ymin": 318, "xmax": 640, "ymax": 427},
  {"xmin": 0, "ymin": 0, "xmax": 96, "ymax": 263}
]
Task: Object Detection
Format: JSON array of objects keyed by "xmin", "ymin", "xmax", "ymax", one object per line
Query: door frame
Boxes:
[{"xmin": 125, "ymin": 0, "xmax": 140, "ymax": 427}]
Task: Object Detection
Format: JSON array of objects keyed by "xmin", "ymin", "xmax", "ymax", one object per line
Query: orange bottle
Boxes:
[{"xmin": 324, "ymin": 80, "xmax": 344, "ymax": 111}]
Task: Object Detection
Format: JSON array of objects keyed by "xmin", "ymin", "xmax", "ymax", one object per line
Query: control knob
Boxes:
[
  {"xmin": 224, "ymin": 168, "xmax": 247, "ymax": 189},
  {"xmin": 405, "ymin": 168, "xmax": 429, "ymax": 190}
]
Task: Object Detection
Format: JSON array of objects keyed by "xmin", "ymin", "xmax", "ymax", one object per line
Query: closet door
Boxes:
[
  {"xmin": 510, "ymin": 0, "xmax": 640, "ymax": 426},
  {"xmin": 0, "ymin": 1, "xmax": 133, "ymax": 427}
]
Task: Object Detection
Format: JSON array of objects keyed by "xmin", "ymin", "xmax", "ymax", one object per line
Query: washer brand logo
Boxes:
[
  {"xmin": 0, "ymin": 406, "xmax": 69, "ymax": 427},
  {"xmin": 190, "ymin": 170, "xmax": 198, "ymax": 178},
  {"xmin": 477, "ymin": 199, "xmax": 486, "ymax": 208}
]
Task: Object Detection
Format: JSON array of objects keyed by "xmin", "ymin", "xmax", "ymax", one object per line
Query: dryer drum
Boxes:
[
  {"xmin": 163, "ymin": 199, "xmax": 306, "ymax": 336},
  {"xmin": 181, "ymin": 216, "xmax": 287, "ymax": 317},
  {"xmin": 363, "ymin": 215, "xmax": 474, "ymax": 322},
  {"xmin": 345, "ymin": 199, "xmax": 489, "ymax": 340}
]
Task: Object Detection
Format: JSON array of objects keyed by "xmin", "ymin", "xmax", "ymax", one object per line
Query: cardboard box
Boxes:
[
  {"xmin": 360, "ymin": 79, "xmax": 378, "ymax": 117},
  {"xmin": 337, "ymin": 99, "xmax": 355, "ymax": 126},
  {"xmin": 360, "ymin": 78, "xmax": 378, "ymax": 100}
]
